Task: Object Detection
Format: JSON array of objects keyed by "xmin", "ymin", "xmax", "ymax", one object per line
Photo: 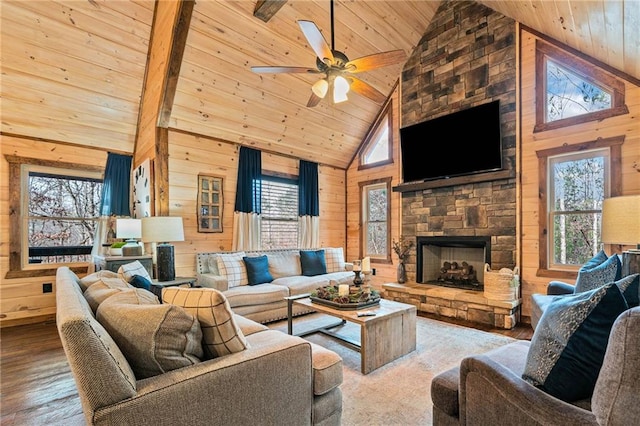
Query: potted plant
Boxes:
[{"xmin": 109, "ymin": 241, "xmax": 126, "ymax": 256}]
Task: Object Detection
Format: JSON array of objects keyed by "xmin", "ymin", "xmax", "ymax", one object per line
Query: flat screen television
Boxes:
[{"xmin": 400, "ymin": 100, "xmax": 502, "ymax": 183}]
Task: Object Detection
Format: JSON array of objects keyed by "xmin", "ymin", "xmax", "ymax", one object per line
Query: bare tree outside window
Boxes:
[
  {"xmin": 362, "ymin": 180, "xmax": 390, "ymax": 260},
  {"xmin": 549, "ymin": 151, "xmax": 607, "ymax": 266},
  {"xmin": 261, "ymin": 177, "xmax": 298, "ymax": 249},
  {"xmin": 546, "ymin": 60, "xmax": 612, "ymax": 122},
  {"xmin": 28, "ymin": 172, "xmax": 102, "ymax": 264}
]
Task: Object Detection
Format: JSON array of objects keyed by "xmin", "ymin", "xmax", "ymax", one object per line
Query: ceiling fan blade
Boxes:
[
  {"xmin": 345, "ymin": 50, "xmax": 407, "ymax": 73},
  {"xmin": 298, "ymin": 20, "xmax": 334, "ymax": 63},
  {"xmin": 306, "ymin": 92, "xmax": 322, "ymax": 107},
  {"xmin": 251, "ymin": 66, "xmax": 320, "ymax": 74},
  {"xmin": 348, "ymin": 77, "xmax": 387, "ymax": 103}
]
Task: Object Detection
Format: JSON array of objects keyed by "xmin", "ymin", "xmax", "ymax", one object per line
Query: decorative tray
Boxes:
[{"xmin": 310, "ymin": 296, "xmax": 380, "ymax": 310}]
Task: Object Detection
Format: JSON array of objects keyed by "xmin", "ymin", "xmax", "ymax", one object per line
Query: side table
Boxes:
[{"xmin": 150, "ymin": 277, "xmax": 197, "ymax": 300}]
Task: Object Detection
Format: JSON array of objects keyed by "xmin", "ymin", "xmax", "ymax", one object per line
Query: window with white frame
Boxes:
[
  {"xmin": 261, "ymin": 175, "xmax": 298, "ymax": 249},
  {"xmin": 547, "ymin": 149, "xmax": 610, "ymax": 268},
  {"xmin": 361, "ymin": 179, "xmax": 391, "ymax": 261},
  {"xmin": 24, "ymin": 165, "xmax": 103, "ymax": 266}
]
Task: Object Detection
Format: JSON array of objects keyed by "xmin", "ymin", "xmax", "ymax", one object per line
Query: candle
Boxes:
[
  {"xmin": 353, "ymin": 259, "xmax": 361, "ymax": 272},
  {"xmin": 362, "ymin": 256, "xmax": 370, "ymax": 272},
  {"xmin": 338, "ymin": 284, "xmax": 349, "ymax": 297}
]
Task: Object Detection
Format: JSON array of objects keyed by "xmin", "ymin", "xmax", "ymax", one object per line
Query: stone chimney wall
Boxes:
[{"xmin": 400, "ymin": 1, "xmax": 517, "ymax": 281}]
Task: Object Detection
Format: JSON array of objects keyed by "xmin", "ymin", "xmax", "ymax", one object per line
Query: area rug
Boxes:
[{"xmin": 269, "ymin": 314, "xmax": 517, "ymax": 426}]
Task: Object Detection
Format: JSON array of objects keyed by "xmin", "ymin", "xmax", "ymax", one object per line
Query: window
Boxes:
[
  {"xmin": 197, "ymin": 174, "xmax": 223, "ymax": 233},
  {"xmin": 261, "ymin": 175, "xmax": 298, "ymax": 249},
  {"xmin": 536, "ymin": 136, "xmax": 623, "ymax": 275},
  {"xmin": 534, "ymin": 40, "xmax": 628, "ymax": 133},
  {"xmin": 548, "ymin": 150, "xmax": 609, "ymax": 267},
  {"xmin": 360, "ymin": 178, "xmax": 391, "ymax": 261},
  {"xmin": 25, "ymin": 165, "xmax": 103, "ymax": 266},
  {"xmin": 359, "ymin": 102, "xmax": 393, "ymax": 169}
]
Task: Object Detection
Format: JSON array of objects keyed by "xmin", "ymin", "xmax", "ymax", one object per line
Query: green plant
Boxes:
[{"xmin": 110, "ymin": 242, "xmax": 126, "ymax": 248}]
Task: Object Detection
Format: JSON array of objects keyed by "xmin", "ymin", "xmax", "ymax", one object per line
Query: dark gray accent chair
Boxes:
[{"xmin": 431, "ymin": 306, "xmax": 640, "ymax": 425}]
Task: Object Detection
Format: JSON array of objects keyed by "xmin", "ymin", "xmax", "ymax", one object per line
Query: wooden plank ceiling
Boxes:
[{"xmin": 1, "ymin": 0, "xmax": 638, "ymax": 170}]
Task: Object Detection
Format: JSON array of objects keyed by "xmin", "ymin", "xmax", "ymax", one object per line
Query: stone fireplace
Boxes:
[{"xmin": 417, "ymin": 236, "xmax": 490, "ymax": 291}]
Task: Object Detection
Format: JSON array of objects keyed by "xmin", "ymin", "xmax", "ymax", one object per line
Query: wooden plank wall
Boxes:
[
  {"xmin": 167, "ymin": 130, "xmax": 348, "ymax": 279},
  {"xmin": 345, "ymin": 85, "xmax": 403, "ymax": 290},
  {"xmin": 519, "ymin": 28, "xmax": 640, "ymax": 319},
  {"xmin": 0, "ymin": 135, "xmax": 108, "ymax": 325}
]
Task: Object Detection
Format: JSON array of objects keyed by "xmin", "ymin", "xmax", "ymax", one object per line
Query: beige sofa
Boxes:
[
  {"xmin": 55, "ymin": 266, "xmax": 343, "ymax": 425},
  {"xmin": 196, "ymin": 248, "xmax": 355, "ymax": 323}
]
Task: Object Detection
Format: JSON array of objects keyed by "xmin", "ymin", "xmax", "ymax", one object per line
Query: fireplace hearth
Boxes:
[{"xmin": 417, "ymin": 236, "xmax": 491, "ymax": 291}]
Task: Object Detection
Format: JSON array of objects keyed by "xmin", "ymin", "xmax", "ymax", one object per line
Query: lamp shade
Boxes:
[
  {"xmin": 601, "ymin": 195, "xmax": 640, "ymax": 246},
  {"xmin": 141, "ymin": 216, "xmax": 185, "ymax": 243},
  {"xmin": 116, "ymin": 218, "xmax": 142, "ymax": 239}
]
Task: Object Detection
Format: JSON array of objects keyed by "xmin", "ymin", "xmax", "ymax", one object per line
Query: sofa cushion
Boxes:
[
  {"xmin": 243, "ymin": 255, "xmax": 274, "ymax": 285},
  {"xmin": 267, "ymin": 251, "xmax": 302, "ymax": 278},
  {"xmin": 300, "ymin": 249, "xmax": 327, "ymax": 276},
  {"xmin": 324, "ymin": 247, "xmax": 346, "ymax": 273},
  {"xmin": 118, "ymin": 260, "xmax": 152, "ymax": 283},
  {"xmin": 79, "ymin": 270, "xmax": 120, "ymax": 292},
  {"xmin": 224, "ymin": 283, "xmax": 290, "ymax": 308},
  {"xmin": 522, "ymin": 282, "xmax": 629, "ymax": 402},
  {"xmin": 308, "ymin": 342, "xmax": 343, "ymax": 396},
  {"xmin": 206, "ymin": 253, "xmax": 220, "ymax": 274},
  {"xmin": 274, "ymin": 271, "xmax": 355, "ymax": 296},
  {"xmin": 84, "ymin": 277, "xmax": 133, "ymax": 312},
  {"xmin": 574, "ymin": 250, "xmax": 621, "ymax": 293},
  {"xmin": 162, "ymin": 287, "xmax": 250, "ymax": 359},
  {"xmin": 96, "ymin": 289, "xmax": 203, "ymax": 379},
  {"xmin": 216, "ymin": 252, "xmax": 248, "ymax": 288}
]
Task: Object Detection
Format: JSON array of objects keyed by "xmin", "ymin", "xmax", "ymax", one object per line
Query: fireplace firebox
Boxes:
[{"xmin": 416, "ymin": 236, "xmax": 491, "ymax": 291}]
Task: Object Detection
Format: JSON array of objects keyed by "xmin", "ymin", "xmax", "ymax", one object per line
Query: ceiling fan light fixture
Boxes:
[
  {"xmin": 312, "ymin": 78, "xmax": 329, "ymax": 98},
  {"xmin": 333, "ymin": 75, "xmax": 350, "ymax": 103}
]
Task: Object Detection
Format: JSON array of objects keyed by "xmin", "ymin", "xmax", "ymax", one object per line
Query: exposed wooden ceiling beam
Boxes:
[{"xmin": 253, "ymin": 0, "xmax": 287, "ymax": 23}]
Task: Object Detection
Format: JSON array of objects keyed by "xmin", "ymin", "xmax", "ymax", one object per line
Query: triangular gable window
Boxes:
[
  {"xmin": 534, "ymin": 40, "xmax": 628, "ymax": 133},
  {"xmin": 359, "ymin": 102, "xmax": 393, "ymax": 169}
]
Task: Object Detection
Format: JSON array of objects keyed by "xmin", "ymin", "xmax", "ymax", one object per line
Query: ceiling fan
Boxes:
[{"xmin": 251, "ymin": 0, "xmax": 406, "ymax": 107}]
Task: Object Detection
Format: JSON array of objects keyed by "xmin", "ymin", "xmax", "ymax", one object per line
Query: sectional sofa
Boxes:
[
  {"xmin": 55, "ymin": 266, "xmax": 343, "ymax": 425},
  {"xmin": 196, "ymin": 247, "xmax": 355, "ymax": 323}
]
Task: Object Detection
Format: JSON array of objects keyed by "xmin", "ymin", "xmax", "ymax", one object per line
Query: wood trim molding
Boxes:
[{"xmin": 254, "ymin": 0, "xmax": 288, "ymax": 22}]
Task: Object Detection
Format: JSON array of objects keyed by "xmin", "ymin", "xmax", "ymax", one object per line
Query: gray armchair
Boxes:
[{"xmin": 431, "ymin": 306, "xmax": 640, "ymax": 425}]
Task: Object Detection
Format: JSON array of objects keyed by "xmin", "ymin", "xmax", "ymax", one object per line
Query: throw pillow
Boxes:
[
  {"xmin": 118, "ymin": 260, "xmax": 152, "ymax": 283},
  {"xmin": 243, "ymin": 255, "xmax": 274, "ymax": 285},
  {"xmin": 205, "ymin": 254, "xmax": 219, "ymax": 275},
  {"xmin": 83, "ymin": 277, "xmax": 133, "ymax": 312},
  {"xmin": 616, "ymin": 273, "xmax": 639, "ymax": 307},
  {"xmin": 574, "ymin": 251, "xmax": 621, "ymax": 293},
  {"xmin": 300, "ymin": 249, "xmax": 327, "ymax": 276},
  {"xmin": 79, "ymin": 270, "xmax": 119, "ymax": 292},
  {"xmin": 215, "ymin": 252, "xmax": 248, "ymax": 288},
  {"xmin": 267, "ymin": 251, "xmax": 302, "ymax": 278},
  {"xmin": 129, "ymin": 274, "xmax": 153, "ymax": 291},
  {"xmin": 324, "ymin": 247, "xmax": 346, "ymax": 273},
  {"xmin": 162, "ymin": 287, "xmax": 250, "ymax": 359},
  {"xmin": 96, "ymin": 290, "xmax": 202, "ymax": 379},
  {"xmin": 522, "ymin": 282, "xmax": 629, "ymax": 402}
]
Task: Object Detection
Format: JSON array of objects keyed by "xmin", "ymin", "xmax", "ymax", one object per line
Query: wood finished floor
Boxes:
[{"xmin": 0, "ymin": 316, "xmax": 533, "ymax": 425}]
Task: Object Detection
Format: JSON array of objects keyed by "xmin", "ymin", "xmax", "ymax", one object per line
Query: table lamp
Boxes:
[
  {"xmin": 116, "ymin": 218, "xmax": 142, "ymax": 256},
  {"xmin": 601, "ymin": 194, "xmax": 640, "ymax": 277},
  {"xmin": 141, "ymin": 216, "xmax": 185, "ymax": 281}
]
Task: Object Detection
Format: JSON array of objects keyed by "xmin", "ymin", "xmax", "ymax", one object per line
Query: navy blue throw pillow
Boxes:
[
  {"xmin": 129, "ymin": 274, "xmax": 152, "ymax": 291},
  {"xmin": 523, "ymin": 282, "xmax": 629, "ymax": 402},
  {"xmin": 243, "ymin": 255, "xmax": 274, "ymax": 285},
  {"xmin": 300, "ymin": 249, "xmax": 327, "ymax": 276}
]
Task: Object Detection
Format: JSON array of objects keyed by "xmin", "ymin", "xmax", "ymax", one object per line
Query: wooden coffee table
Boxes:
[{"xmin": 286, "ymin": 295, "xmax": 417, "ymax": 374}]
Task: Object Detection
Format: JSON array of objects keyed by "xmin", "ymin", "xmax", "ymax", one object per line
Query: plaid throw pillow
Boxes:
[
  {"xmin": 163, "ymin": 287, "xmax": 249, "ymax": 359},
  {"xmin": 118, "ymin": 260, "xmax": 152, "ymax": 283},
  {"xmin": 324, "ymin": 247, "xmax": 346, "ymax": 273},
  {"xmin": 216, "ymin": 252, "xmax": 248, "ymax": 287}
]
